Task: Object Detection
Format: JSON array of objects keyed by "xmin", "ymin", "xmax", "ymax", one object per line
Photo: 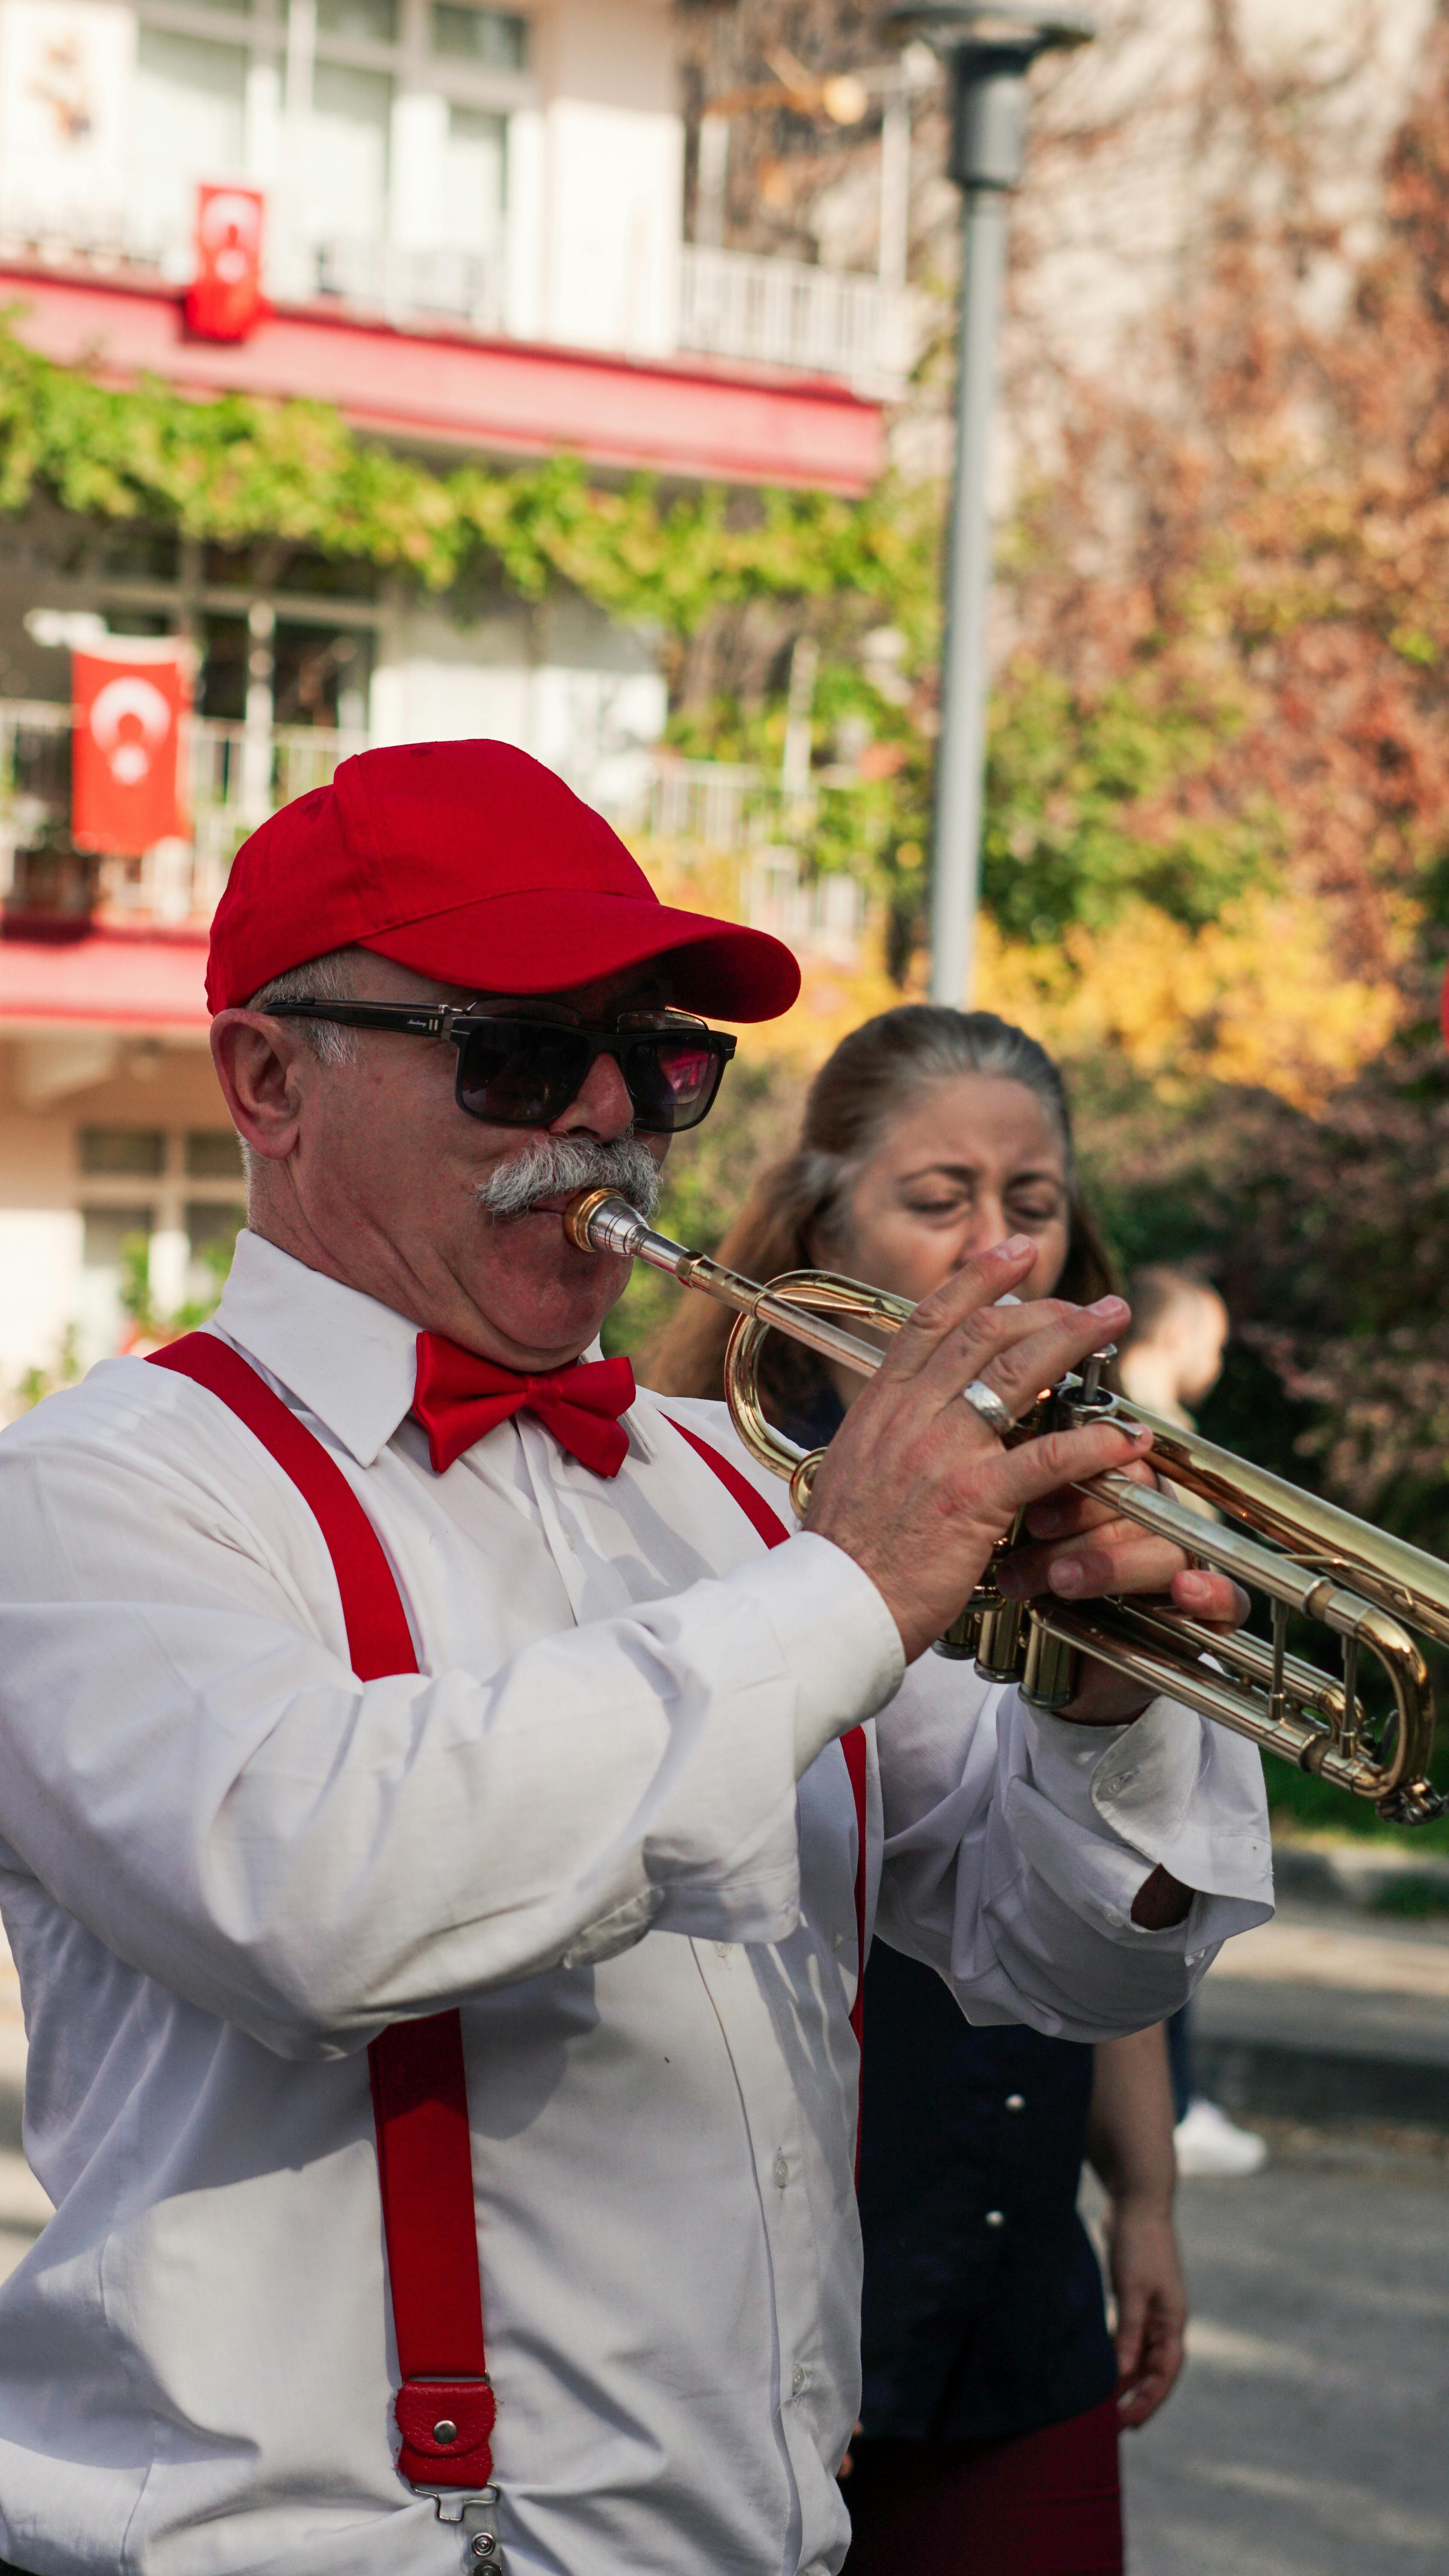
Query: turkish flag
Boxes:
[
  {"xmin": 185, "ymin": 185, "xmax": 266, "ymax": 342},
  {"xmin": 72, "ymin": 643, "xmax": 191, "ymax": 858}
]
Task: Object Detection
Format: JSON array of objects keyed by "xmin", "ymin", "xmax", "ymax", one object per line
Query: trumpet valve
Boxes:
[
  {"xmin": 1021, "ymin": 1615, "xmax": 1078, "ymax": 1711},
  {"xmin": 1076, "ymin": 1343, "xmax": 1117, "ymax": 1409},
  {"xmin": 975, "ymin": 1598, "xmax": 1030, "ymax": 1683},
  {"xmin": 933, "ymin": 1601, "xmax": 985, "ymax": 1661}
]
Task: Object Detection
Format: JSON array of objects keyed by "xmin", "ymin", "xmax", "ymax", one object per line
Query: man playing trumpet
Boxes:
[{"xmin": 0, "ymin": 742, "xmax": 1269, "ymax": 2576}]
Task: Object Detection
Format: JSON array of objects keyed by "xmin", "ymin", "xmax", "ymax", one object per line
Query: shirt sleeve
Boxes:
[
  {"xmin": 871, "ymin": 1643, "xmax": 1274, "ymax": 2042},
  {"xmin": 0, "ymin": 1407, "xmax": 902, "ymax": 2063}
]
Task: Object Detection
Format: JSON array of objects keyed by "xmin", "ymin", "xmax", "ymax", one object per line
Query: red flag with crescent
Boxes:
[
  {"xmin": 72, "ymin": 642, "xmax": 191, "ymax": 857},
  {"xmin": 185, "ymin": 185, "xmax": 267, "ymax": 342}
]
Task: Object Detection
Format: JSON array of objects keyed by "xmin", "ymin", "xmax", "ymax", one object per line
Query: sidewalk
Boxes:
[
  {"xmin": 1197, "ymin": 1895, "xmax": 1449, "ymax": 2128},
  {"xmin": 1125, "ymin": 2127, "xmax": 1449, "ymax": 2576}
]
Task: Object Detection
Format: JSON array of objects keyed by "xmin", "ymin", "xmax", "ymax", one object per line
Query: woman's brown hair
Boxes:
[{"xmin": 645, "ymin": 1005, "xmax": 1117, "ymax": 1416}]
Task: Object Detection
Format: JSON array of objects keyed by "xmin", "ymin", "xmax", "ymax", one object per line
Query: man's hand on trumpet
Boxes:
[
  {"xmin": 803, "ymin": 1237, "xmax": 1248, "ymax": 1933},
  {"xmin": 805, "ymin": 1233, "xmax": 1244, "ymax": 1679},
  {"xmin": 997, "ymin": 1475, "xmax": 1249, "ymax": 1682}
]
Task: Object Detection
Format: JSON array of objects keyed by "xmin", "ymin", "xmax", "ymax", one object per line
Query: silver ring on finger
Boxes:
[{"xmin": 962, "ymin": 1378, "xmax": 1012, "ymax": 1438}]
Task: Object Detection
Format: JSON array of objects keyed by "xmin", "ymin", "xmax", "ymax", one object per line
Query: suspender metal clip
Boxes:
[{"xmin": 414, "ymin": 2483, "xmax": 505, "ymax": 2568}]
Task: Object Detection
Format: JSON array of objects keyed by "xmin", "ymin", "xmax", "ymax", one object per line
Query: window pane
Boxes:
[
  {"xmin": 81, "ymin": 1206, "xmax": 155, "ymax": 1268},
  {"xmin": 79, "ymin": 1127, "xmax": 165, "ymax": 1176},
  {"xmin": 131, "ymin": 29, "xmax": 248, "ymax": 255},
  {"xmin": 307, "ymin": 62, "xmax": 393, "ymax": 242},
  {"xmin": 445, "ymin": 105, "xmax": 506, "ymax": 255},
  {"xmin": 200, "ymin": 614, "xmax": 248, "ymax": 722},
  {"xmin": 317, "ymin": 0, "xmax": 398, "ymax": 42},
  {"xmin": 95, "ymin": 526, "xmax": 182, "ymax": 582},
  {"xmin": 185, "ymin": 1130, "xmax": 245, "ymax": 1179},
  {"xmin": 186, "ymin": 1201, "xmax": 246, "ymax": 1302},
  {"xmin": 431, "ymin": 5, "xmax": 527, "ymax": 66},
  {"xmin": 272, "ymin": 622, "xmax": 370, "ymax": 726}
]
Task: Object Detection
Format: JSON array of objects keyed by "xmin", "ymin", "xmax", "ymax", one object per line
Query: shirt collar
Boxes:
[
  {"xmin": 213, "ymin": 1231, "xmax": 423, "ymax": 1467},
  {"xmin": 212, "ymin": 1229, "xmax": 613, "ymax": 1470}
]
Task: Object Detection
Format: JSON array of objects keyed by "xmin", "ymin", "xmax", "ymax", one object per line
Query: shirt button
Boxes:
[
  {"xmin": 791, "ymin": 2363, "xmax": 807, "ymax": 2396},
  {"xmin": 714, "ymin": 1943, "xmax": 732, "ymax": 1962},
  {"xmin": 1005, "ymin": 2093, "xmax": 1025, "ymax": 2113},
  {"xmin": 985, "ymin": 2208, "xmax": 1006, "ymax": 2229},
  {"xmin": 773, "ymin": 2153, "xmax": 790, "ymax": 2188}
]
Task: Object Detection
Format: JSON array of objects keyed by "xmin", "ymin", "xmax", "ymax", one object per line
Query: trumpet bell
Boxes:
[{"xmin": 723, "ymin": 1270, "xmax": 912, "ymax": 1519}]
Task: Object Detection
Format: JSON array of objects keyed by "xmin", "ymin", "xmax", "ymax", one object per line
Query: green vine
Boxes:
[
  {"xmin": 0, "ymin": 315, "xmax": 930, "ymax": 636},
  {"xmin": 0, "ymin": 317, "xmax": 1280, "ymax": 971}
]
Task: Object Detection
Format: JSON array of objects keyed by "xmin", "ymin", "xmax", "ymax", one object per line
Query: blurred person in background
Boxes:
[
  {"xmin": 1118, "ymin": 1270, "xmax": 1268, "ymax": 2183},
  {"xmin": 651, "ymin": 1007, "xmax": 1191, "ymax": 2576}
]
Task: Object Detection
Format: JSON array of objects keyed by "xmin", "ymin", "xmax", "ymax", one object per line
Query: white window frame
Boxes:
[
  {"xmin": 132, "ymin": 0, "xmax": 537, "ymax": 321},
  {"xmin": 76, "ymin": 1121, "xmax": 248, "ymax": 1344}
]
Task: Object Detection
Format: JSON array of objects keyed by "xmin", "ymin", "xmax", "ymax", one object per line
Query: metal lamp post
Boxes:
[{"xmin": 885, "ymin": 5, "xmax": 1095, "ymax": 1005}]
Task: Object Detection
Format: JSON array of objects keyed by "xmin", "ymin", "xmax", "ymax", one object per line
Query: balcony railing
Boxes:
[
  {"xmin": 621, "ymin": 758, "xmax": 866, "ymax": 962},
  {"xmin": 0, "ymin": 200, "xmax": 903, "ymax": 387},
  {"xmin": 0, "ymin": 701, "xmax": 367, "ymax": 927},
  {"xmin": 639, "ymin": 756, "xmax": 765, "ymax": 851},
  {"xmin": 0, "ymin": 705, "xmax": 866, "ymax": 962},
  {"xmin": 678, "ymin": 246, "xmax": 905, "ymax": 393},
  {"xmin": 744, "ymin": 848, "xmax": 864, "ymax": 967},
  {"xmin": 0, "ymin": 204, "xmax": 505, "ymax": 334},
  {"xmin": 305, "ymin": 240, "xmax": 506, "ymax": 333}
]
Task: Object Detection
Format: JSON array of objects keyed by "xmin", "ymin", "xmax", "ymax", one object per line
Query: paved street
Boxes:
[{"xmin": 1125, "ymin": 2133, "xmax": 1449, "ymax": 2576}]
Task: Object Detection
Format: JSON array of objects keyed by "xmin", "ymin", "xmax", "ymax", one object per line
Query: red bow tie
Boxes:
[{"xmin": 412, "ymin": 1334, "xmax": 636, "ymax": 1479}]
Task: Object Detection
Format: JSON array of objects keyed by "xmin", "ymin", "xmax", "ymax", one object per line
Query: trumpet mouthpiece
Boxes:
[{"xmin": 562, "ymin": 1188, "xmax": 646, "ymax": 1256}]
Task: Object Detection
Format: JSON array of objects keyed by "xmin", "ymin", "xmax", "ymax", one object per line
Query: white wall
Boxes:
[
  {"xmin": 0, "ymin": 0, "xmax": 135, "ymax": 240},
  {"xmin": 503, "ymin": 100, "xmax": 546, "ymax": 339},
  {"xmin": 369, "ymin": 588, "xmax": 666, "ymax": 814},
  {"xmin": 538, "ymin": 0, "xmax": 681, "ymax": 357},
  {"xmin": 370, "ymin": 598, "xmax": 536, "ymax": 748}
]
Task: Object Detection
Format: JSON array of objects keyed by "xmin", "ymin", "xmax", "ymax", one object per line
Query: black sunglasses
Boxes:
[{"xmin": 263, "ymin": 1000, "xmax": 736, "ymax": 1134}]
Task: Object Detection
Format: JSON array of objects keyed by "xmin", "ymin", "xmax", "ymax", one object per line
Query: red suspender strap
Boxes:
[
  {"xmin": 151, "ymin": 1334, "xmax": 416, "ymax": 1673},
  {"xmin": 148, "ymin": 1334, "xmax": 496, "ymax": 2495},
  {"xmin": 666, "ymin": 1417, "xmax": 868, "ymax": 2049}
]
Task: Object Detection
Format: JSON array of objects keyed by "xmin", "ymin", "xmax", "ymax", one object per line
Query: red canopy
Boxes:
[{"xmin": 0, "ymin": 930, "xmax": 209, "ymax": 1031}]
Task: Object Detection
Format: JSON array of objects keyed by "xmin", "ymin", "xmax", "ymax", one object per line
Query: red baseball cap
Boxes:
[{"xmin": 207, "ymin": 738, "xmax": 801, "ymax": 1020}]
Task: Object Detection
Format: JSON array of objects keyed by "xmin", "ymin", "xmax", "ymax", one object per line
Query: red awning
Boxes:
[
  {"xmin": 0, "ymin": 930, "xmax": 209, "ymax": 1032},
  {"xmin": 3, "ymin": 269, "xmax": 885, "ymax": 496}
]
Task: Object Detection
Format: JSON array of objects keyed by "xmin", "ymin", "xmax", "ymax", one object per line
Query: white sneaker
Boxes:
[{"xmin": 1174, "ymin": 2097, "xmax": 1268, "ymax": 2178}]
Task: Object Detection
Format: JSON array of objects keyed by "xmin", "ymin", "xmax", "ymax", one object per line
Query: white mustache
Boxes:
[{"xmin": 476, "ymin": 1134, "xmax": 664, "ymax": 1222}]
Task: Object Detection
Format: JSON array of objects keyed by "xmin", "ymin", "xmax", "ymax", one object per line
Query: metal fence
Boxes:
[
  {"xmin": 678, "ymin": 246, "xmax": 905, "ymax": 392},
  {"xmin": 638, "ymin": 757, "xmax": 767, "ymax": 852},
  {"xmin": 0, "ymin": 703, "xmax": 366, "ymax": 923},
  {"xmin": 0, "ymin": 708, "xmax": 867, "ymax": 961},
  {"xmin": 309, "ymin": 240, "xmax": 506, "ymax": 331},
  {"xmin": 0, "ymin": 204, "xmax": 903, "ymax": 391}
]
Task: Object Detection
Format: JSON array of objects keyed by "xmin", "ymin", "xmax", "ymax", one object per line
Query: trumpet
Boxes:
[{"xmin": 566, "ymin": 1188, "xmax": 1449, "ymax": 1824}]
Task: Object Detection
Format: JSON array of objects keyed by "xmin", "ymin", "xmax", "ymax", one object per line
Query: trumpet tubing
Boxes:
[{"xmin": 565, "ymin": 1189, "xmax": 1447, "ymax": 1824}]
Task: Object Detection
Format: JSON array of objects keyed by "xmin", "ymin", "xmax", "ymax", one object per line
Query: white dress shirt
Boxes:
[{"xmin": 0, "ymin": 1232, "xmax": 1272, "ymax": 2576}]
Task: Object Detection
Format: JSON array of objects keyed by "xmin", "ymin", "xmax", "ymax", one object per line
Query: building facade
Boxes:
[{"xmin": 0, "ymin": 0, "xmax": 897, "ymax": 1384}]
